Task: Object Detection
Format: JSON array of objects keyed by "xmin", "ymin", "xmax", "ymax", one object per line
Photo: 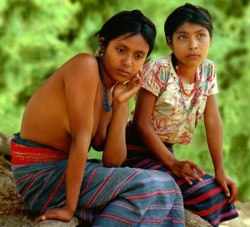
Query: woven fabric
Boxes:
[
  {"xmin": 10, "ymin": 138, "xmax": 185, "ymax": 226},
  {"xmin": 123, "ymin": 125, "xmax": 239, "ymax": 227}
]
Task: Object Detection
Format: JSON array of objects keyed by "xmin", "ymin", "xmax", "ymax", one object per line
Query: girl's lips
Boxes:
[
  {"xmin": 186, "ymin": 54, "xmax": 200, "ymax": 58},
  {"xmin": 186, "ymin": 55, "xmax": 201, "ymax": 61},
  {"xmin": 117, "ymin": 69, "xmax": 131, "ymax": 76}
]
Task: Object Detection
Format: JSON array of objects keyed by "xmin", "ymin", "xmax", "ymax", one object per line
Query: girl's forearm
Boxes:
[
  {"xmin": 205, "ymin": 116, "xmax": 224, "ymax": 174},
  {"xmin": 136, "ymin": 121, "xmax": 177, "ymax": 169},
  {"xmin": 65, "ymin": 139, "xmax": 89, "ymax": 213},
  {"xmin": 102, "ymin": 102, "xmax": 129, "ymax": 167}
]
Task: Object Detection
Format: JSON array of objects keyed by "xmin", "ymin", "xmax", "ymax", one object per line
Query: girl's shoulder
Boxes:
[
  {"xmin": 202, "ymin": 58, "xmax": 216, "ymax": 69},
  {"xmin": 200, "ymin": 59, "xmax": 217, "ymax": 78},
  {"xmin": 67, "ymin": 53, "xmax": 98, "ymax": 67},
  {"xmin": 62, "ymin": 53, "xmax": 99, "ymax": 75},
  {"xmin": 60, "ymin": 53, "xmax": 100, "ymax": 86}
]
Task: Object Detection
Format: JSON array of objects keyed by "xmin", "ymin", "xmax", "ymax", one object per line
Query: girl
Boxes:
[
  {"xmin": 123, "ymin": 4, "xmax": 238, "ymax": 227},
  {"xmin": 10, "ymin": 10, "xmax": 184, "ymax": 226}
]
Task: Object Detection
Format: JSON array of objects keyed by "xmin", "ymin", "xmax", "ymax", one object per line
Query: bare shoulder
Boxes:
[
  {"xmin": 71, "ymin": 53, "xmax": 96, "ymax": 62},
  {"xmin": 65, "ymin": 53, "xmax": 98, "ymax": 71},
  {"xmin": 60, "ymin": 53, "xmax": 99, "ymax": 83}
]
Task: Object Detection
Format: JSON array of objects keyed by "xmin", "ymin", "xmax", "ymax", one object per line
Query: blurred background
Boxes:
[{"xmin": 0, "ymin": 0, "xmax": 249, "ymax": 202}]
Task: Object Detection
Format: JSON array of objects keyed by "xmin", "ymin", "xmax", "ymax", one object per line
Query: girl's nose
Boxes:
[
  {"xmin": 122, "ymin": 54, "xmax": 132, "ymax": 67},
  {"xmin": 189, "ymin": 38, "xmax": 198, "ymax": 50}
]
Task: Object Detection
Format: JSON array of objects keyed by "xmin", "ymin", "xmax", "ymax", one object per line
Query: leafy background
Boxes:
[{"xmin": 0, "ymin": 0, "xmax": 249, "ymax": 201}]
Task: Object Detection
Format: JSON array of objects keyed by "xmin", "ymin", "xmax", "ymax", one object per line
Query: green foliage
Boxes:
[{"xmin": 0, "ymin": 0, "xmax": 249, "ymax": 201}]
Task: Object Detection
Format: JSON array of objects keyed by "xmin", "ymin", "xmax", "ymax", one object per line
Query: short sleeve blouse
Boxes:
[{"xmin": 139, "ymin": 55, "xmax": 218, "ymax": 144}]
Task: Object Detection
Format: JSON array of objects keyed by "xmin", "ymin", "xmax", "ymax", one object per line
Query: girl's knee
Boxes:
[{"xmin": 137, "ymin": 169, "xmax": 180, "ymax": 191}]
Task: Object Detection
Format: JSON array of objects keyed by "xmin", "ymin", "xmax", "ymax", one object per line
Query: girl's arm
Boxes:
[
  {"xmin": 133, "ymin": 88, "xmax": 204, "ymax": 184},
  {"xmin": 64, "ymin": 55, "xmax": 98, "ymax": 215},
  {"xmin": 35, "ymin": 54, "xmax": 99, "ymax": 223},
  {"xmin": 133, "ymin": 88, "xmax": 176, "ymax": 168},
  {"xmin": 204, "ymin": 95, "xmax": 223, "ymax": 175},
  {"xmin": 204, "ymin": 95, "xmax": 238, "ymax": 202},
  {"xmin": 102, "ymin": 100, "xmax": 129, "ymax": 167},
  {"xmin": 102, "ymin": 72, "xmax": 143, "ymax": 167}
]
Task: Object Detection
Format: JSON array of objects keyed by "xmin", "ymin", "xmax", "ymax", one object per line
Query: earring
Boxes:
[{"xmin": 95, "ymin": 46, "xmax": 104, "ymax": 58}]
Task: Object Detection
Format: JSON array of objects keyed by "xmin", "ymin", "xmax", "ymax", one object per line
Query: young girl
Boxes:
[
  {"xmin": 10, "ymin": 10, "xmax": 185, "ymax": 226},
  {"xmin": 123, "ymin": 4, "xmax": 238, "ymax": 227}
]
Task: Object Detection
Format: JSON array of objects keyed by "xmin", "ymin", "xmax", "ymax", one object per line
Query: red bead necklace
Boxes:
[{"xmin": 176, "ymin": 67, "xmax": 198, "ymax": 97}]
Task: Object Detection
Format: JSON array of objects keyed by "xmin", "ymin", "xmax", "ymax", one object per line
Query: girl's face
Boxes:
[
  {"xmin": 169, "ymin": 22, "xmax": 211, "ymax": 68},
  {"xmin": 101, "ymin": 34, "xmax": 149, "ymax": 85}
]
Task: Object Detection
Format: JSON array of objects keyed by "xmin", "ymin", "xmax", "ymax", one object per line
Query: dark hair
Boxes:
[
  {"xmin": 96, "ymin": 10, "xmax": 156, "ymax": 56},
  {"xmin": 164, "ymin": 3, "xmax": 213, "ymax": 43}
]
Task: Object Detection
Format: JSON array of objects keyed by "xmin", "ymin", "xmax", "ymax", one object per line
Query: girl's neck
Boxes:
[
  {"xmin": 176, "ymin": 66, "xmax": 196, "ymax": 84},
  {"xmin": 98, "ymin": 57, "xmax": 116, "ymax": 89},
  {"xmin": 171, "ymin": 54, "xmax": 197, "ymax": 84}
]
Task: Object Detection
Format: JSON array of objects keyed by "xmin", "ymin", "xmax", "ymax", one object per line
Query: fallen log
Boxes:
[{"xmin": 0, "ymin": 132, "xmax": 11, "ymax": 156}]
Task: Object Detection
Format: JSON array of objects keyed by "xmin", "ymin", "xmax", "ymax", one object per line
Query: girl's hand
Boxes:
[
  {"xmin": 215, "ymin": 172, "xmax": 238, "ymax": 203},
  {"xmin": 171, "ymin": 160, "xmax": 205, "ymax": 185},
  {"xmin": 35, "ymin": 206, "xmax": 74, "ymax": 224},
  {"xmin": 113, "ymin": 69, "xmax": 143, "ymax": 103}
]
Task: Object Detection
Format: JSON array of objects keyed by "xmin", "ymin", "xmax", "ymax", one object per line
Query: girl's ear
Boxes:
[{"xmin": 95, "ymin": 37, "xmax": 106, "ymax": 57}]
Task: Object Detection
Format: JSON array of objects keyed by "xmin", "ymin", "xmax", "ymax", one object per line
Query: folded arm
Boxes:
[{"xmin": 133, "ymin": 88, "xmax": 204, "ymax": 184}]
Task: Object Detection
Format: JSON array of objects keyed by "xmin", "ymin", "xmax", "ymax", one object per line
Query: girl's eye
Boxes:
[
  {"xmin": 117, "ymin": 47, "xmax": 125, "ymax": 53},
  {"xmin": 135, "ymin": 53, "xmax": 144, "ymax": 60},
  {"xmin": 198, "ymin": 33, "xmax": 206, "ymax": 38},
  {"xmin": 179, "ymin": 35, "xmax": 187, "ymax": 40}
]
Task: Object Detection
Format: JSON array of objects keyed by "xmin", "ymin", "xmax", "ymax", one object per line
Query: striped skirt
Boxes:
[
  {"xmin": 123, "ymin": 125, "xmax": 239, "ymax": 227},
  {"xmin": 10, "ymin": 136, "xmax": 185, "ymax": 226}
]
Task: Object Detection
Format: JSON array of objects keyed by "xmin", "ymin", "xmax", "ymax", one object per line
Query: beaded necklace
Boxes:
[
  {"xmin": 176, "ymin": 66, "xmax": 198, "ymax": 97},
  {"xmin": 97, "ymin": 58, "xmax": 113, "ymax": 112},
  {"xmin": 176, "ymin": 66, "xmax": 198, "ymax": 113}
]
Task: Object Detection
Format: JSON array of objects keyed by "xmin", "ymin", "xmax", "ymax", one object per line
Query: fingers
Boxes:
[
  {"xmin": 179, "ymin": 161, "xmax": 204, "ymax": 184},
  {"xmin": 190, "ymin": 169, "xmax": 204, "ymax": 182},
  {"xmin": 216, "ymin": 176, "xmax": 238, "ymax": 203},
  {"xmin": 133, "ymin": 71, "xmax": 144, "ymax": 85},
  {"xmin": 182, "ymin": 170, "xmax": 203, "ymax": 185},
  {"xmin": 228, "ymin": 181, "xmax": 238, "ymax": 203},
  {"xmin": 193, "ymin": 165, "xmax": 205, "ymax": 176},
  {"xmin": 183, "ymin": 175, "xmax": 193, "ymax": 185},
  {"xmin": 35, "ymin": 213, "xmax": 57, "ymax": 224},
  {"xmin": 222, "ymin": 183, "xmax": 235, "ymax": 203},
  {"xmin": 223, "ymin": 184, "xmax": 231, "ymax": 199},
  {"xmin": 35, "ymin": 215, "xmax": 46, "ymax": 224},
  {"xmin": 130, "ymin": 69, "xmax": 144, "ymax": 84},
  {"xmin": 137, "ymin": 68, "xmax": 144, "ymax": 80}
]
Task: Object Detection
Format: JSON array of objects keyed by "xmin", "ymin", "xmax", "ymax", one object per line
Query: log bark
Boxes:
[{"xmin": 0, "ymin": 132, "xmax": 11, "ymax": 155}]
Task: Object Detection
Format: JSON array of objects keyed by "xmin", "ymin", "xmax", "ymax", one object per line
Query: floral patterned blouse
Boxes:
[{"xmin": 135, "ymin": 55, "xmax": 218, "ymax": 144}]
